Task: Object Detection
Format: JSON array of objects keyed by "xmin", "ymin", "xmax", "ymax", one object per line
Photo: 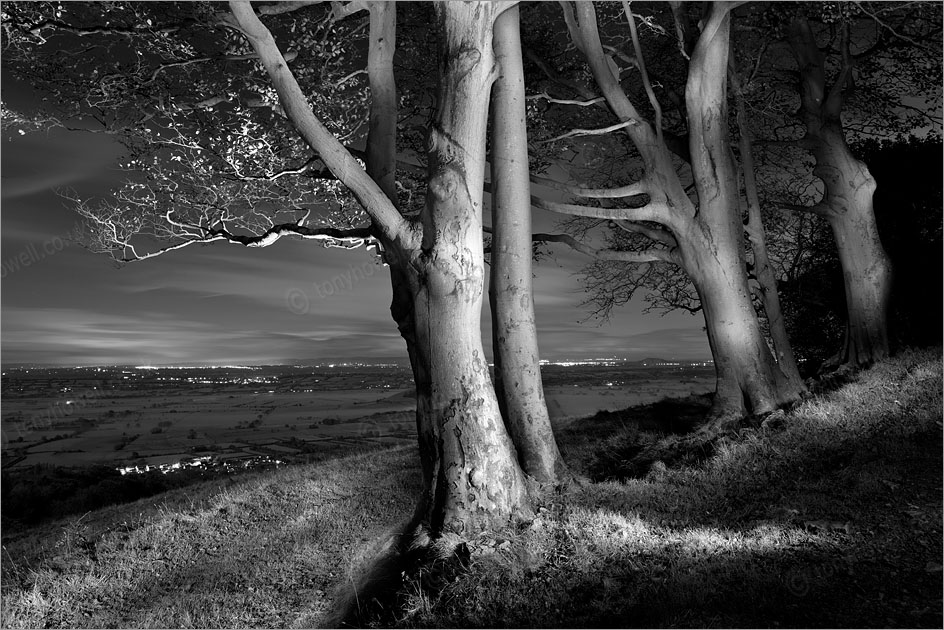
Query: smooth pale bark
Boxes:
[
  {"xmin": 788, "ymin": 18, "xmax": 893, "ymax": 370},
  {"xmin": 681, "ymin": 6, "xmax": 801, "ymax": 418},
  {"xmin": 407, "ymin": 2, "xmax": 530, "ymax": 536},
  {"xmin": 489, "ymin": 5, "xmax": 567, "ymax": 483},
  {"xmin": 232, "ymin": 0, "xmax": 528, "ymax": 537},
  {"xmin": 731, "ymin": 67, "xmax": 805, "ymax": 391},
  {"xmin": 572, "ymin": 2, "xmax": 801, "ymax": 419}
]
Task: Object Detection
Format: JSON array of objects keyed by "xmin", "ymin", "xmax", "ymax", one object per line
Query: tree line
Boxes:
[{"xmin": 2, "ymin": 1, "xmax": 940, "ymax": 541}]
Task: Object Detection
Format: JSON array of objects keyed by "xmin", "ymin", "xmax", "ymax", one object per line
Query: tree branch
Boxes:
[
  {"xmin": 526, "ymin": 92, "xmax": 606, "ymax": 107},
  {"xmin": 114, "ymin": 222, "xmax": 373, "ymax": 263},
  {"xmin": 825, "ymin": 22, "xmax": 853, "ymax": 118},
  {"xmin": 228, "ymin": 0, "xmax": 408, "ymax": 247},
  {"xmin": 532, "ymin": 195, "xmax": 671, "ymax": 226},
  {"xmin": 533, "ymin": 232, "xmax": 675, "ymax": 264},
  {"xmin": 774, "ymin": 201, "xmax": 831, "ymax": 217},
  {"xmin": 623, "ymin": 1, "xmax": 663, "ymax": 145},
  {"xmin": 537, "ymin": 119, "xmax": 638, "ymax": 144},
  {"xmin": 856, "ymin": 2, "xmax": 940, "ymax": 54},
  {"xmin": 259, "ymin": 1, "xmax": 326, "ymax": 16},
  {"xmin": 530, "ymin": 175, "xmax": 648, "ymax": 199}
]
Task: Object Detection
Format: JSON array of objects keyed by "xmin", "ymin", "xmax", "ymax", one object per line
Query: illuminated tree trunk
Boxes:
[
  {"xmin": 684, "ymin": 234, "xmax": 800, "ymax": 419},
  {"xmin": 489, "ymin": 5, "xmax": 567, "ymax": 483},
  {"xmin": 569, "ymin": 2, "xmax": 803, "ymax": 420},
  {"xmin": 789, "ymin": 18, "xmax": 893, "ymax": 370},
  {"xmin": 682, "ymin": 7, "xmax": 804, "ymax": 419},
  {"xmin": 408, "ymin": 2, "xmax": 530, "ymax": 536},
  {"xmin": 233, "ymin": 0, "xmax": 528, "ymax": 537},
  {"xmin": 816, "ymin": 130, "xmax": 892, "ymax": 368}
]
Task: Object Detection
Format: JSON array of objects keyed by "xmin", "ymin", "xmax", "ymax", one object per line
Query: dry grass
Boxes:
[
  {"xmin": 384, "ymin": 348, "xmax": 943, "ymax": 628},
  {"xmin": 1, "ymin": 447, "xmax": 421, "ymax": 628},
  {"xmin": 2, "ymin": 348, "xmax": 941, "ymax": 628}
]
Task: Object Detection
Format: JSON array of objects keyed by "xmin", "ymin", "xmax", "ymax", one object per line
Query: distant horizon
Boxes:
[{"xmin": 0, "ymin": 354, "xmax": 716, "ymax": 370}]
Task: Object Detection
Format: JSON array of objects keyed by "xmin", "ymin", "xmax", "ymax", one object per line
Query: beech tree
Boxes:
[
  {"xmin": 529, "ymin": 1, "xmax": 805, "ymax": 421},
  {"xmin": 2, "ymin": 0, "xmax": 533, "ymax": 539},
  {"xmin": 743, "ymin": 2, "xmax": 942, "ymax": 370}
]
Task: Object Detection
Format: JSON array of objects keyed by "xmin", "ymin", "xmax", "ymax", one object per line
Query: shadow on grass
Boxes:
[
  {"xmin": 557, "ymin": 393, "xmax": 714, "ymax": 482},
  {"xmin": 418, "ymin": 541, "xmax": 867, "ymax": 628}
]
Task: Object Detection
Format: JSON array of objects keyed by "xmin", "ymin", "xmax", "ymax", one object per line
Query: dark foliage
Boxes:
[
  {"xmin": 0, "ymin": 464, "xmax": 217, "ymax": 531},
  {"xmin": 866, "ymin": 137, "xmax": 944, "ymax": 349}
]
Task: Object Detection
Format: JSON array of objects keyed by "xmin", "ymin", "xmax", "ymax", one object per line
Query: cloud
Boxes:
[
  {"xmin": 1, "ymin": 129, "xmax": 123, "ymax": 200},
  {"xmin": 0, "ymin": 305, "xmax": 407, "ymax": 366}
]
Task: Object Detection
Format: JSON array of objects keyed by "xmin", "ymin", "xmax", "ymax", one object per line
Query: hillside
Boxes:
[{"xmin": 1, "ymin": 348, "xmax": 941, "ymax": 628}]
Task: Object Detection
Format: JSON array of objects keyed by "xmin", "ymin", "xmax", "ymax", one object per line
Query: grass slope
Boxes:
[{"xmin": 2, "ymin": 348, "xmax": 941, "ymax": 628}]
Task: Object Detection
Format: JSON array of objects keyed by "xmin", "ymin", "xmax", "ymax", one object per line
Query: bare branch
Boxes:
[
  {"xmin": 537, "ymin": 119, "xmax": 638, "ymax": 144},
  {"xmin": 622, "ymin": 1, "xmax": 663, "ymax": 145},
  {"xmin": 825, "ymin": 22, "xmax": 853, "ymax": 117},
  {"xmin": 526, "ymin": 92, "xmax": 606, "ymax": 107},
  {"xmin": 115, "ymin": 221, "xmax": 373, "ymax": 263},
  {"xmin": 530, "ymin": 174, "xmax": 648, "ymax": 199},
  {"xmin": 259, "ymin": 1, "xmax": 326, "ymax": 16},
  {"xmin": 532, "ymin": 195, "xmax": 671, "ymax": 226},
  {"xmin": 855, "ymin": 1, "xmax": 940, "ymax": 53},
  {"xmin": 533, "ymin": 232, "xmax": 676, "ymax": 264},
  {"xmin": 774, "ymin": 201, "xmax": 831, "ymax": 217}
]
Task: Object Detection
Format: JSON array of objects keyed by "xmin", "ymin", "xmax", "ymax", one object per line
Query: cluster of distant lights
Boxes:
[
  {"xmin": 117, "ymin": 454, "xmax": 285, "ymax": 476},
  {"xmin": 4, "ymin": 359, "xmax": 713, "ymax": 373},
  {"xmin": 539, "ymin": 358, "xmax": 714, "ymax": 367}
]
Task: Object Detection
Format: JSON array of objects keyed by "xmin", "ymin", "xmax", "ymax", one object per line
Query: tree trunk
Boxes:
[
  {"xmin": 233, "ymin": 0, "xmax": 527, "ymax": 538},
  {"xmin": 488, "ymin": 5, "xmax": 567, "ymax": 484},
  {"xmin": 408, "ymin": 2, "xmax": 530, "ymax": 538},
  {"xmin": 815, "ymin": 128, "xmax": 893, "ymax": 369},
  {"xmin": 687, "ymin": 242, "xmax": 800, "ymax": 419},
  {"xmin": 731, "ymin": 66, "xmax": 805, "ymax": 390},
  {"xmin": 682, "ymin": 4, "xmax": 802, "ymax": 420},
  {"xmin": 788, "ymin": 18, "xmax": 893, "ymax": 370}
]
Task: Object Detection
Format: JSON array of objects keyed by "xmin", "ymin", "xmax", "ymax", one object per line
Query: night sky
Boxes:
[{"xmin": 1, "ymin": 125, "xmax": 710, "ymax": 367}]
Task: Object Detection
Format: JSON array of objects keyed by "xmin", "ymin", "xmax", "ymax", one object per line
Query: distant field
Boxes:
[{"xmin": 1, "ymin": 364, "xmax": 714, "ymax": 471}]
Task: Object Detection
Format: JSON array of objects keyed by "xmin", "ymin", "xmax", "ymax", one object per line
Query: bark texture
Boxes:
[
  {"xmin": 489, "ymin": 5, "xmax": 567, "ymax": 484},
  {"xmin": 407, "ymin": 2, "xmax": 530, "ymax": 535},
  {"xmin": 788, "ymin": 18, "xmax": 893, "ymax": 370}
]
